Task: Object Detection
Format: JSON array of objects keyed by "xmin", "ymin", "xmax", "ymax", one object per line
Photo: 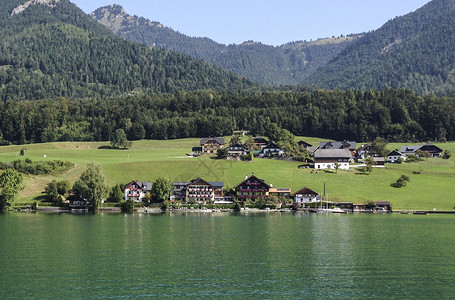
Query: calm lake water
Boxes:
[{"xmin": 1, "ymin": 212, "xmax": 454, "ymax": 299}]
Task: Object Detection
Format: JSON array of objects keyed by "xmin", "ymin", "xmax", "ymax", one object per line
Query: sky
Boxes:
[{"xmin": 70, "ymin": 0, "xmax": 432, "ymax": 46}]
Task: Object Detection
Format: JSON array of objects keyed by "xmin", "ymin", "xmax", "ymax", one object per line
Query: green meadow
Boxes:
[{"xmin": 0, "ymin": 138, "xmax": 454, "ymax": 210}]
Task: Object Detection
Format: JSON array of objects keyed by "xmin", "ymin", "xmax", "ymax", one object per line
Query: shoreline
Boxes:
[{"xmin": 9, "ymin": 206, "xmax": 455, "ymax": 215}]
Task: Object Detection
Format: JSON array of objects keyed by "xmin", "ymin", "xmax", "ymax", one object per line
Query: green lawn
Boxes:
[{"xmin": 1, "ymin": 139, "xmax": 454, "ymax": 210}]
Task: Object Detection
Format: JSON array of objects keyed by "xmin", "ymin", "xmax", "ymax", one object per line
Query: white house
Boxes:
[
  {"xmin": 124, "ymin": 180, "xmax": 152, "ymax": 202},
  {"xmin": 313, "ymin": 149, "xmax": 352, "ymax": 170},
  {"xmin": 227, "ymin": 144, "xmax": 249, "ymax": 157},
  {"xmin": 294, "ymin": 187, "xmax": 320, "ymax": 205},
  {"xmin": 387, "ymin": 150, "xmax": 406, "ymax": 163},
  {"xmin": 260, "ymin": 142, "xmax": 284, "ymax": 158}
]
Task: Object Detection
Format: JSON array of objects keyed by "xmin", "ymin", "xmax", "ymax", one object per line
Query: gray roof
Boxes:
[
  {"xmin": 137, "ymin": 181, "xmax": 152, "ymax": 191},
  {"xmin": 308, "ymin": 146, "xmax": 319, "ymax": 154},
  {"xmin": 319, "ymin": 141, "xmax": 357, "ymax": 150},
  {"xmin": 209, "ymin": 182, "xmax": 224, "ymax": 188},
  {"xmin": 314, "ymin": 149, "xmax": 352, "ymax": 158},
  {"xmin": 200, "ymin": 137, "xmax": 225, "ymax": 145},
  {"xmin": 400, "ymin": 145, "xmax": 421, "ymax": 153}
]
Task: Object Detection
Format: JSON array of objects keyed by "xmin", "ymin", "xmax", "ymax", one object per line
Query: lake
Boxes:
[{"xmin": 1, "ymin": 212, "xmax": 454, "ymax": 299}]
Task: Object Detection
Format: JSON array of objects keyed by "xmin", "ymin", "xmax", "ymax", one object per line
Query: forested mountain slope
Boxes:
[
  {"xmin": 0, "ymin": 0, "xmax": 252, "ymax": 101},
  {"xmin": 305, "ymin": 0, "xmax": 455, "ymax": 95},
  {"xmin": 91, "ymin": 5, "xmax": 357, "ymax": 85}
]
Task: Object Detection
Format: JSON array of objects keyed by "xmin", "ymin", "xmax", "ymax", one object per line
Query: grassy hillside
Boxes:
[{"xmin": 1, "ymin": 138, "xmax": 454, "ymax": 210}]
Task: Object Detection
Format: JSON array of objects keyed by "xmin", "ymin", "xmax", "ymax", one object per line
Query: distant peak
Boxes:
[
  {"xmin": 10, "ymin": 0, "xmax": 61, "ymax": 17},
  {"xmin": 91, "ymin": 4, "xmax": 164, "ymax": 32},
  {"xmin": 98, "ymin": 4, "xmax": 125, "ymax": 14}
]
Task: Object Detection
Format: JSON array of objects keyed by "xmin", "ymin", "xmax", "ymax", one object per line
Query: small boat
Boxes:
[{"xmin": 332, "ymin": 207, "xmax": 349, "ymax": 214}]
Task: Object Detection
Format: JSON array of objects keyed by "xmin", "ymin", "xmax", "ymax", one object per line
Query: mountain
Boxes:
[
  {"xmin": 304, "ymin": 0, "xmax": 455, "ymax": 95},
  {"xmin": 0, "ymin": 0, "xmax": 252, "ymax": 101},
  {"xmin": 91, "ymin": 5, "xmax": 358, "ymax": 85}
]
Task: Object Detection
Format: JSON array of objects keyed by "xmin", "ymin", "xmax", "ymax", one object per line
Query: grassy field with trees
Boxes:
[{"xmin": 0, "ymin": 138, "xmax": 454, "ymax": 211}]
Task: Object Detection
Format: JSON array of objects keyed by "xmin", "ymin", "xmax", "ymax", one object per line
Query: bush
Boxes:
[
  {"xmin": 394, "ymin": 175, "xmax": 411, "ymax": 188},
  {"xmin": 216, "ymin": 148, "xmax": 228, "ymax": 159},
  {"xmin": 405, "ymin": 154, "xmax": 422, "ymax": 163},
  {"xmin": 121, "ymin": 200, "xmax": 135, "ymax": 212},
  {"xmin": 240, "ymin": 154, "xmax": 252, "ymax": 161}
]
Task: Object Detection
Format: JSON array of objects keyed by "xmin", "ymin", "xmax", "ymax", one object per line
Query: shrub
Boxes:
[
  {"xmin": 240, "ymin": 154, "xmax": 252, "ymax": 161},
  {"xmin": 405, "ymin": 154, "xmax": 422, "ymax": 163},
  {"xmin": 121, "ymin": 200, "xmax": 135, "ymax": 212},
  {"xmin": 395, "ymin": 175, "xmax": 411, "ymax": 188}
]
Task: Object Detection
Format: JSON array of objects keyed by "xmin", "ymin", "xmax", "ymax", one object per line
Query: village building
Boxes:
[
  {"xmin": 375, "ymin": 201, "xmax": 392, "ymax": 212},
  {"xmin": 293, "ymin": 187, "xmax": 320, "ymax": 206},
  {"xmin": 260, "ymin": 142, "xmax": 284, "ymax": 158},
  {"xmin": 401, "ymin": 144, "xmax": 443, "ymax": 158},
  {"xmin": 298, "ymin": 140, "xmax": 313, "ymax": 149},
  {"xmin": 418, "ymin": 144, "xmax": 443, "ymax": 157},
  {"xmin": 69, "ymin": 198, "xmax": 88, "ymax": 210},
  {"xmin": 268, "ymin": 188, "xmax": 292, "ymax": 198},
  {"xmin": 313, "ymin": 149, "xmax": 352, "ymax": 170},
  {"xmin": 124, "ymin": 180, "xmax": 152, "ymax": 202},
  {"xmin": 170, "ymin": 178, "xmax": 224, "ymax": 204},
  {"xmin": 191, "ymin": 147, "xmax": 203, "ymax": 155},
  {"xmin": 337, "ymin": 202, "xmax": 354, "ymax": 213},
  {"xmin": 227, "ymin": 144, "xmax": 249, "ymax": 157},
  {"xmin": 170, "ymin": 182, "xmax": 189, "ymax": 202},
  {"xmin": 200, "ymin": 137, "xmax": 225, "ymax": 154},
  {"xmin": 387, "ymin": 149, "xmax": 406, "ymax": 163},
  {"xmin": 353, "ymin": 203, "xmax": 374, "ymax": 213},
  {"xmin": 373, "ymin": 157, "xmax": 386, "ymax": 166},
  {"xmin": 234, "ymin": 174, "xmax": 270, "ymax": 202},
  {"xmin": 355, "ymin": 143, "xmax": 373, "ymax": 159}
]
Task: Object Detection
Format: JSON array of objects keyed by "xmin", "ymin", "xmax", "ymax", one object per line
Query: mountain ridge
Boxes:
[{"xmin": 91, "ymin": 4, "xmax": 358, "ymax": 85}]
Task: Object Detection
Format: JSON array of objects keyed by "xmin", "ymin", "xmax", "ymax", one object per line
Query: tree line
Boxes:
[{"xmin": 1, "ymin": 88, "xmax": 454, "ymax": 145}]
